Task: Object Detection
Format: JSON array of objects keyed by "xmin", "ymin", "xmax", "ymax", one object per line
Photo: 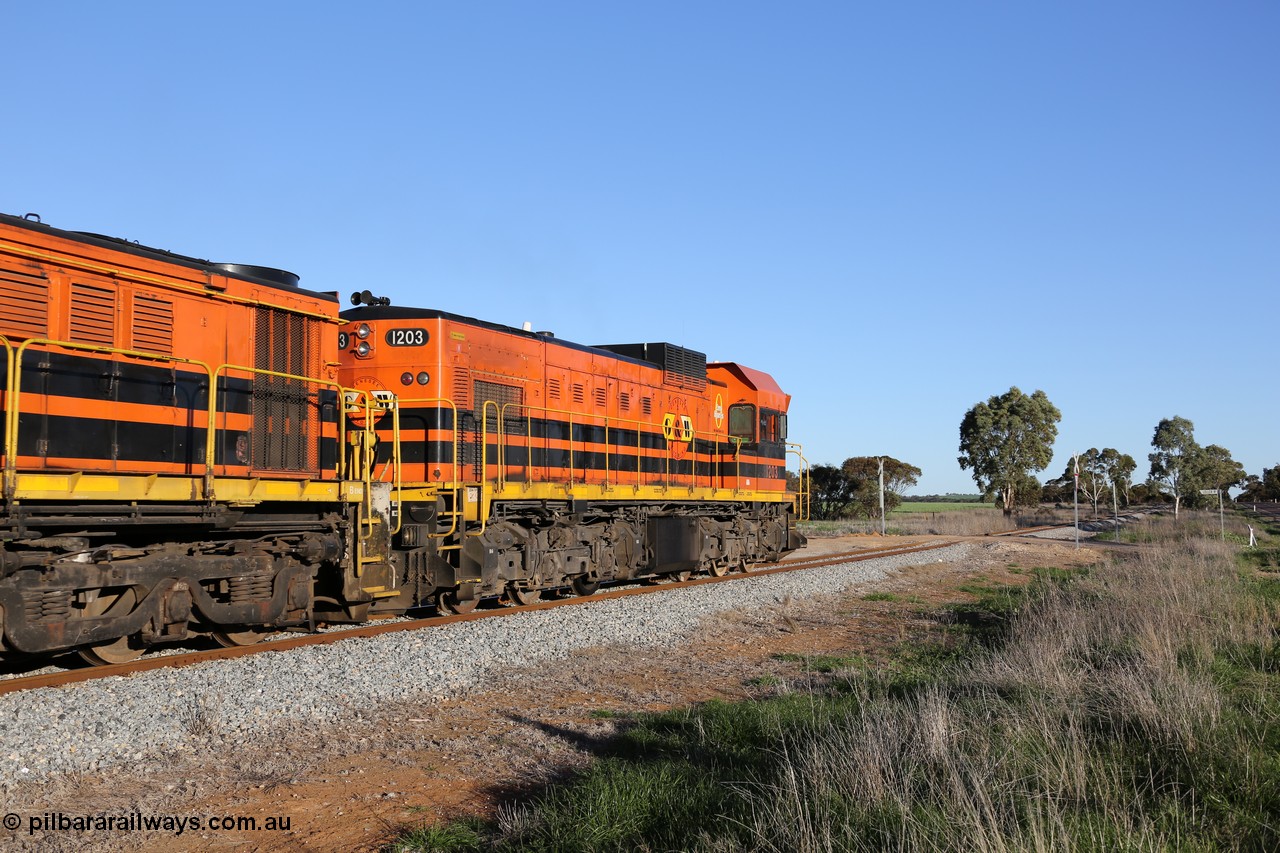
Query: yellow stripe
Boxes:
[
  {"xmin": 11, "ymin": 473, "xmax": 364, "ymax": 504},
  {"xmin": 390, "ymin": 482, "xmax": 789, "ymax": 511}
]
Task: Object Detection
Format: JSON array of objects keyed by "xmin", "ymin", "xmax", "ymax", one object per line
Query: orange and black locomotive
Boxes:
[{"xmin": 0, "ymin": 212, "xmax": 805, "ymax": 664}]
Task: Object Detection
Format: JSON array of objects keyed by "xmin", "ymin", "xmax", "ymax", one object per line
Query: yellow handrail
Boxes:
[
  {"xmin": 786, "ymin": 442, "xmax": 811, "ymax": 521},
  {"xmin": 0, "ymin": 335, "xmax": 12, "ymax": 495},
  {"xmin": 208, "ymin": 363, "xmax": 352, "ymax": 498},
  {"xmin": 6, "ymin": 339, "xmax": 214, "ymax": 499}
]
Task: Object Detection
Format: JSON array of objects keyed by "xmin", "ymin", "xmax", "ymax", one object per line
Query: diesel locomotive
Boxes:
[{"xmin": 0, "ymin": 212, "xmax": 806, "ymax": 665}]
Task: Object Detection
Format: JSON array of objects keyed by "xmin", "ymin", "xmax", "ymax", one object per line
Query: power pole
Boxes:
[
  {"xmin": 1073, "ymin": 453, "xmax": 1080, "ymax": 549},
  {"xmin": 1112, "ymin": 478, "xmax": 1119, "ymax": 538},
  {"xmin": 878, "ymin": 457, "xmax": 886, "ymax": 536}
]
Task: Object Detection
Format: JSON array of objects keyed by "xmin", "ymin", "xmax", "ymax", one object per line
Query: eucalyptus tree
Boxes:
[
  {"xmin": 958, "ymin": 387, "xmax": 1061, "ymax": 516},
  {"xmin": 1148, "ymin": 416, "xmax": 1199, "ymax": 517},
  {"xmin": 1239, "ymin": 464, "xmax": 1280, "ymax": 503},
  {"xmin": 842, "ymin": 456, "xmax": 922, "ymax": 519},
  {"xmin": 1058, "ymin": 448, "xmax": 1137, "ymax": 513},
  {"xmin": 809, "ymin": 464, "xmax": 856, "ymax": 520},
  {"xmin": 1103, "ymin": 450, "xmax": 1138, "ymax": 505},
  {"xmin": 1190, "ymin": 444, "xmax": 1246, "ymax": 500},
  {"xmin": 1075, "ymin": 449, "xmax": 1111, "ymax": 516}
]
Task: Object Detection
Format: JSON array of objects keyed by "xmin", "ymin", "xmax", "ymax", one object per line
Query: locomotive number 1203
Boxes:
[{"xmin": 385, "ymin": 328, "xmax": 428, "ymax": 347}]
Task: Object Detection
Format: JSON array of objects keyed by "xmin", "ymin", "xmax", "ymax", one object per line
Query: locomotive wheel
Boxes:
[
  {"xmin": 436, "ymin": 591, "xmax": 478, "ymax": 615},
  {"xmin": 212, "ymin": 628, "xmax": 269, "ymax": 648},
  {"xmin": 706, "ymin": 560, "xmax": 729, "ymax": 578},
  {"xmin": 506, "ymin": 585, "xmax": 542, "ymax": 606},
  {"xmin": 77, "ymin": 587, "xmax": 144, "ymax": 666},
  {"xmin": 672, "ymin": 571, "xmax": 693, "ymax": 583},
  {"xmin": 571, "ymin": 576, "xmax": 600, "ymax": 596}
]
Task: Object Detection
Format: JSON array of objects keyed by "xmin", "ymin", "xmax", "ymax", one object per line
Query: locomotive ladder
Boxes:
[{"xmin": 349, "ymin": 392, "xmax": 400, "ymax": 593}]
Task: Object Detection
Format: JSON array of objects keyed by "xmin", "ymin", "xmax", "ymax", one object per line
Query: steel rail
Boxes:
[{"xmin": 0, "ymin": 539, "xmax": 963, "ymax": 697}]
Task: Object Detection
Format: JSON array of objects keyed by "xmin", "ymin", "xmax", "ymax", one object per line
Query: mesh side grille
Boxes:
[
  {"xmin": 70, "ymin": 283, "xmax": 116, "ymax": 346},
  {"xmin": 251, "ymin": 308, "xmax": 320, "ymax": 472},
  {"xmin": 0, "ymin": 268, "xmax": 49, "ymax": 339},
  {"xmin": 475, "ymin": 379, "xmax": 524, "ymax": 434},
  {"xmin": 132, "ymin": 295, "xmax": 174, "ymax": 355}
]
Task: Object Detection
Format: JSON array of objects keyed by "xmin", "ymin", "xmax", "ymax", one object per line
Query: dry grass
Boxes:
[
  {"xmin": 733, "ymin": 515, "xmax": 1280, "ymax": 853},
  {"xmin": 805, "ymin": 507, "xmax": 1076, "ymax": 537}
]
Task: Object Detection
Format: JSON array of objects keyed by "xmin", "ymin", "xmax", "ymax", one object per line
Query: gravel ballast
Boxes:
[{"xmin": 0, "ymin": 542, "xmax": 970, "ymax": 787}]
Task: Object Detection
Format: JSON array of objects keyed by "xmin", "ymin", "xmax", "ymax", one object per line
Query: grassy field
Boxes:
[
  {"xmin": 893, "ymin": 501, "xmax": 990, "ymax": 512},
  {"xmin": 393, "ymin": 511, "xmax": 1280, "ymax": 852},
  {"xmin": 802, "ymin": 506, "xmax": 1074, "ymax": 537}
]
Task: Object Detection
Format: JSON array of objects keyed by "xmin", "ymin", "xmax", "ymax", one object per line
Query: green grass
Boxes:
[
  {"xmin": 390, "ymin": 816, "xmax": 486, "ymax": 853},
  {"xmin": 587, "ymin": 709, "xmax": 627, "ymax": 720},
  {"xmin": 772, "ymin": 652, "xmax": 865, "ymax": 673}
]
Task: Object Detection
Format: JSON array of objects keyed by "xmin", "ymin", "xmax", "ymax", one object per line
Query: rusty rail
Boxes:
[{"xmin": 0, "ymin": 539, "xmax": 963, "ymax": 696}]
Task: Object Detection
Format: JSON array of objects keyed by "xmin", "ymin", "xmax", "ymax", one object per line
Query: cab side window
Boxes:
[
  {"xmin": 759, "ymin": 409, "xmax": 779, "ymax": 443},
  {"xmin": 756, "ymin": 409, "xmax": 788, "ymax": 443},
  {"xmin": 728, "ymin": 403, "xmax": 755, "ymax": 440}
]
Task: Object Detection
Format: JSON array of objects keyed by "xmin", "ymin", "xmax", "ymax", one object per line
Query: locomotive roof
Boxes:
[
  {"xmin": 342, "ymin": 304, "xmax": 703, "ymax": 373},
  {"xmin": 0, "ymin": 212, "xmax": 337, "ymax": 302}
]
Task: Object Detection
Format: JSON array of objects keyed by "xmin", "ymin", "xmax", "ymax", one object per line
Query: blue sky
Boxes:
[{"xmin": 6, "ymin": 1, "xmax": 1276, "ymax": 493}]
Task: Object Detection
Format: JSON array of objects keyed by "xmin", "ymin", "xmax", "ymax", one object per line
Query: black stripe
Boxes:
[
  {"xmin": 19, "ymin": 413, "xmax": 208, "ymax": 466},
  {"xmin": 12, "ymin": 351, "xmax": 216, "ymax": 408},
  {"xmin": 17, "ymin": 413, "xmax": 340, "ymax": 472},
  {"xmin": 376, "ymin": 438, "xmax": 779, "ymax": 481}
]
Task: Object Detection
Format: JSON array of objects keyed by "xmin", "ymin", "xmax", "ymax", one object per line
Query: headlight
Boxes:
[
  {"xmin": 417, "ymin": 372, "xmax": 430, "ymax": 385},
  {"xmin": 356, "ymin": 341, "xmax": 371, "ymax": 357},
  {"xmin": 356, "ymin": 323, "xmax": 372, "ymax": 340}
]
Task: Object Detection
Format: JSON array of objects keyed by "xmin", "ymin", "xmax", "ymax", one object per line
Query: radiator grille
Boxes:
[
  {"xmin": 132, "ymin": 295, "xmax": 174, "ymax": 355},
  {"xmin": 69, "ymin": 283, "xmax": 116, "ymax": 346},
  {"xmin": 475, "ymin": 379, "xmax": 524, "ymax": 434},
  {"xmin": 0, "ymin": 268, "xmax": 49, "ymax": 339},
  {"xmin": 251, "ymin": 308, "xmax": 321, "ymax": 472}
]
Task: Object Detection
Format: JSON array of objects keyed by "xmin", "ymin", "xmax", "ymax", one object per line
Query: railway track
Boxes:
[
  {"xmin": 0, "ymin": 538, "xmax": 964, "ymax": 697},
  {"xmin": 987, "ymin": 523, "xmax": 1070, "ymax": 537}
]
